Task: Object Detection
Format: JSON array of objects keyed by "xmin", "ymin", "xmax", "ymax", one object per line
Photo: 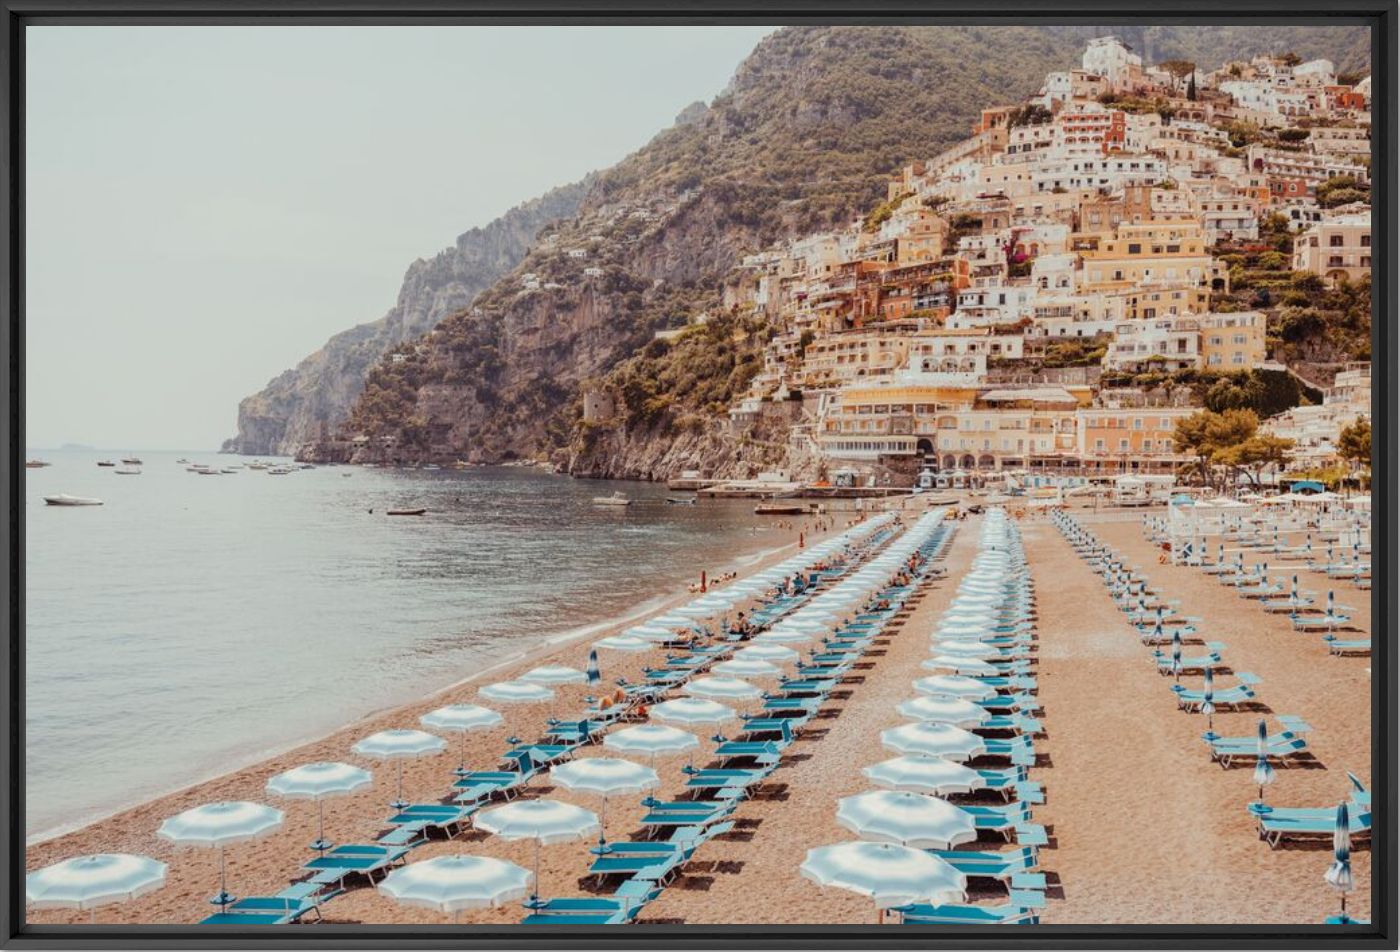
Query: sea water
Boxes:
[{"xmin": 24, "ymin": 451, "xmax": 791, "ymax": 840}]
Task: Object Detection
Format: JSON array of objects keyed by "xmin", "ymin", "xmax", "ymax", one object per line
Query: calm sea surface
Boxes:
[{"xmin": 24, "ymin": 450, "xmax": 790, "ymax": 840}]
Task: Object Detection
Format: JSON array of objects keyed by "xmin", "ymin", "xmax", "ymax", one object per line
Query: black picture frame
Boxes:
[{"xmin": 2, "ymin": 1, "xmax": 1393, "ymax": 948}]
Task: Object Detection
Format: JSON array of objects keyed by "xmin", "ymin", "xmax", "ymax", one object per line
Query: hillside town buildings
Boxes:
[{"xmin": 723, "ymin": 37, "xmax": 1371, "ymax": 483}]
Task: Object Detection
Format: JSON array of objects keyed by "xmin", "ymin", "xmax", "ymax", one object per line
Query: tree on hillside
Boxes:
[
  {"xmin": 1159, "ymin": 59, "xmax": 1196, "ymax": 93},
  {"xmin": 1337, "ymin": 417, "xmax": 1371, "ymax": 470}
]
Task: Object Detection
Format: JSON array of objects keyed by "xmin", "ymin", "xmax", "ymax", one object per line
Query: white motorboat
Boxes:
[
  {"xmin": 44, "ymin": 494, "xmax": 103, "ymax": 506},
  {"xmin": 114, "ymin": 467, "xmax": 142, "ymax": 475},
  {"xmin": 592, "ymin": 491, "xmax": 631, "ymax": 507}
]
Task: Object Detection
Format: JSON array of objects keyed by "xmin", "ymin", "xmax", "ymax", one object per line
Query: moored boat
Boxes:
[
  {"xmin": 26, "ymin": 459, "xmax": 51, "ymax": 469},
  {"xmin": 592, "ymin": 491, "xmax": 631, "ymax": 507},
  {"xmin": 120, "ymin": 457, "xmax": 143, "ymax": 465},
  {"xmin": 44, "ymin": 494, "xmax": 103, "ymax": 506},
  {"xmin": 387, "ymin": 507, "xmax": 427, "ymax": 516},
  {"xmin": 114, "ymin": 467, "xmax": 142, "ymax": 475},
  {"xmin": 96, "ymin": 460, "xmax": 116, "ymax": 467}
]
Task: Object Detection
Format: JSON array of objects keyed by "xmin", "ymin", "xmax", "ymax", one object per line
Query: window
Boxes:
[
  {"xmin": 1330, "ymin": 234, "xmax": 1345, "ymax": 247},
  {"xmin": 1361, "ymin": 234, "xmax": 1371, "ymax": 247},
  {"xmin": 1127, "ymin": 243, "xmax": 1142, "ymax": 254}
]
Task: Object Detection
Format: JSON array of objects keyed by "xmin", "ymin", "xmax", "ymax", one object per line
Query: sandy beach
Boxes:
[{"xmin": 25, "ymin": 503, "xmax": 1372, "ymax": 927}]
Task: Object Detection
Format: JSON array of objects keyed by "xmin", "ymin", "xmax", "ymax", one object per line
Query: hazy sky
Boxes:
[{"xmin": 25, "ymin": 26, "xmax": 775, "ymax": 451}]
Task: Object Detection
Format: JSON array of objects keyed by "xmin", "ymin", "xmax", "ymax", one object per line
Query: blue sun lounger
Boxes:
[
  {"xmin": 962, "ymin": 802, "xmax": 1032, "ymax": 837},
  {"xmin": 930, "ymin": 846, "xmax": 1039, "ymax": 881},
  {"xmin": 384, "ymin": 802, "xmax": 477, "ymax": 837},
  {"xmin": 684, "ymin": 766, "xmax": 774, "ymax": 790},
  {"xmin": 738, "ymin": 717, "xmax": 799, "ymax": 742},
  {"xmin": 1324, "ymin": 634, "xmax": 1371, "ymax": 656},
  {"xmin": 1154, "ymin": 650, "xmax": 1225, "ymax": 674},
  {"xmin": 1171, "ymin": 674, "xmax": 1260, "ymax": 711},
  {"xmin": 979, "ymin": 735, "xmax": 1036, "ymax": 767},
  {"xmin": 1207, "ymin": 728, "xmax": 1311, "ymax": 768},
  {"xmin": 896, "ymin": 901, "xmax": 1041, "ymax": 925},
  {"xmin": 640, "ymin": 800, "xmax": 737, "ymax": 829},
  {"xmin": 1257, "ymin": 807, "xmax": 1372, "ymax": 847},
  {"xmin": 301, "ymin": 843, "xmax": 411, "ymax": 884},
  {"xmin": 712, "ymin": 739, "xmax": 785, "ymax": 764},
  {"xmin": 198, "ymin": 896, "xmax": 326, "ymax": 924}
]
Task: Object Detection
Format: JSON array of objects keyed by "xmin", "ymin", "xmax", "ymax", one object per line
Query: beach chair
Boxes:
[
  {"xmin": 544, "ymin": 719, "xmax": 601, "ymax": 746},
  {"xmin": 1206, "ymin": 728, "xmax": 1310, "ymax": 768},
  {"xmin": 930, "ymin": 846, "xmax": 1039, "ymax": 881},
  {"xmin": 962, "ymin": 802, "xmax": 1032, "ymax": 838},
  {"xmin": 895, "ymin": 901, "xmax": 1041, "ymax": 925},
  {"xmin": 684, "ymin": 766, "xmax": 774, "ymax": 790},
  {"xmin": 1290, "ymin": 612, "xmax": 1352, "ymax": 633},
  {"xmin": 1257, "ymin": 807, "xmax": 1372, "ymax": 848},
  {"xmin": 301, "ymin": 843, "xmax": 411, "ymax": 885},
  {"xmin": 640, "ymin": 799, "xmax": 738, "ymax": 830},
  {"xmin": 979, "ymin": 735, "xmax": 1036, "ymax": 767},
  {"xmin": 198, "ymin": 894, "xmax": 325, "ymax": 925},
  {"xmin": 1171, "ymin": 674, "xmax": 1260, "ymax": 712},
  {"xmin": 384, "ymin": 802, "xmax": 477, "ymax": 837},
  {"xmin": 712, "ymin": 738, "xmax": 785, "ymax": 765},
  {"xmin": 1324, "ymin": 634, "xmax": 1371, "ymax": 656},
  {"xmin": 1153, "ymin": 648, "xmax": 1225, "ymax": 675}
]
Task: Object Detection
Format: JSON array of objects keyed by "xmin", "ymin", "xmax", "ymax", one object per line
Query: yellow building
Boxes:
[
  {"xmin": 1200, "ymin": 311, "xmax": 1268, "ymax": 370},
  {"xmin": 1079, "ymin": 221, "xmax": 1226, "ymax": 292}
]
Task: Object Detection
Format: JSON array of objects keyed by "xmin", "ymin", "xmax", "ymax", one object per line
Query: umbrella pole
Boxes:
[
  {"xmin": 315, "ymin": 799, "xmax": 328, "ymax": 853},
  {"xmin": 533, "ymin": 838, "xmax": 542, "ymax": 905},
  {"xmin": 217, "ymin": 844, "xmax": 229, "ymax": 909},
  {"xmin": 394, "ymin": 761, "xmax": 406, "ymax": 810}
]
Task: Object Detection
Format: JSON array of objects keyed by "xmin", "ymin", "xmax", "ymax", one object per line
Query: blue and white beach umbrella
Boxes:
[
  {"xmin": 799, "ymin": 841, "xmax": 965, "ymax": 916},
  {"xmin": 1326, "ymin": 801, "xmax": 1354, "ymax": 918},
  {"xmin": 157, "ymin": 801, "xmax": 284, "ymax": 911},
  {"xmin": 683, "ymin": 676, "xmax": 763, "ymax": 702},
  {"xmin": 351, "ymin": 729, "xmax": 447, "ymax": 809},
  {"xmin": 836, "ymin": 790, "xmax": 977, "ymax": 849},
  {"xmin": 734, "ymin": 644, "xmax": 801, "ymax": 665},
  {"xmin": 379, "ymin": 855, "xmax": 533, "ymax": 921},
  {"xmin": 1253, "ymin": 719, "xmax": 1276, "ymax": 802},
  {"xmin": 549, "ymin": 758, "xmax": 659, "ymax": 848},
  {"xmin": 603, "ymin": 724, "xmax": 700, "ymax": 769},
  {"xmin": 520, "ymin": 664, "xmax": 588, "ymax": 687},
  {"xmin": 711, "ymin": 658, "xmax": 783, "ymax": 680},
  {"xmin": 26, "ymin": 854, "xmax": 167, "ymax": 921},
  {"xmin": 911, "ymin": 674, "xmax": 997, "ymax": 701},
  {"xmin": 896, "ymin": 695, "xmax": 989, "ymax": 728},
  {"xmin": 1171, "ymin": 628, "xmax": 1183, "ymax": 681},
  {"xmin": 586, "ymin": 650, "xmax": 601, "ymax": 687},
  {"xmin": 474, "ymin": 799, "xmax": 601, "ymax": 905},
  {"xmin": 880, "ymin": 722, "xmax": 986, "ymax": 761},
  {"xmin": 266, "ymin": 761, "xmax": 373, "ymax": 852},
  {"xmin": 420, "ymin": 704, "xmax": 505, "ymax": 774},
  {"xmin": 593, "ymin": 635, "xmax": 652, "ymax": 653},
  {"xmin": 649, "ymin": 697, "xmax": 738, "ymax": 727},
  {"xmin": 480, "ymin": 680, "xmax": 555, "ymax": 704},
  {"xmin": 862, "ymin": 755, "xmax": 986, "ymax": 796}
]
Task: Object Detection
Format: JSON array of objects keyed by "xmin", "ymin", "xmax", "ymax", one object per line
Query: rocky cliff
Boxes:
[
  {"xmin": 332, "ymin": 24, "xmax": 1370, "ymax": 478},
  {"xmin": 224, "ymin": 180, "xmax": 589, "ymax": 456}
]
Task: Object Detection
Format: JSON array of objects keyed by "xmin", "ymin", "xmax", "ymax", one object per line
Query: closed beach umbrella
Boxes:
[
  {"xmin": 862, "ymin": 755, "xmax": 985, "ymax": 796},
  {"xmin": 799, "ymin": 841, "xmax": 965, "ymax": 916},
  {"xmin": 474, "ymin": 799, "xmax": 600, "ymax": 906},
  {"xmin": 586, "ymin": 650, "xmax": 601, "ymax": 687},
  {"xmin": 1325, "ymin": 801, "xmax": 1354, "ymax": 919},
  {"xmin": 266, "ymin": 761, "xmax": 373, "ymax": 852},
  {"xmin": 480, "ymin": 680, "xmax": 555, "ymax": 704},
  {"xmin": 735, "ymin": 644, "xmax": 800, "ymax": 665},
  {"xmin": 836, "ymin": 790, "xmax": 977, "ymax": 849},
  {"xmin": 520, "ymin": 664, "xmax": 587, "ymax": 687},
  {"xmin": 157, "ymin": 801, "xmax": 284, "ymax": 911},
  {"xmin": 421, "ymin": 704, "xmax": 505, "ymax": 775},
  {"xmin": 594, "ymin": 635, "xmax": 652, "ymax": 653},
  {"xmin": 1171, "ymin": 629, "xmax": 1183, "ymax": 681},
  {"xmin": 1201, "ymin": 667, "xmax": 1217, "ymax": 733},
  {"xmin": 27, "ymin": 854, "xmax": 167, "ymax": 921},
  {"xmin": 351, "ymin": 729, "xmax": 447, "ymax": 809},
  {"xmin": 912, "ymin": 675, "xmax": 996, "ymax": 701},
  {"xmin": 880, "ymin": 722, "xmax": 986, "ymax": 761},
  {"xmin": 379, "ymin": 855, "xmax": 532, "ymax": 922},
  {"xmin": 1253, "ymin": 719, "xmax": 1276, "ymax": 803},
  {"xmin": 649, "ymin": 697, "xmax": 737, "ymax": 727},
  {"xmin": 550, "ymin": 758, "xmax": 659, "ymax": 850},
  {"xmin": 896, "ymin": 696, "xmax": 989, "ymax": 728},
  {"xmin": 711, "ymin": 658, "xmax": 782, "ymax": 680},
  {"xmin": 684, "ymin": 676, "xmax": 762, "ymax": 702}
]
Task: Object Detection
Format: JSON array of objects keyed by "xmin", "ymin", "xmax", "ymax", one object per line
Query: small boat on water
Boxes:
[
  {"xmin": 421, "ymin": 464, "xmax": 441, "ymax": 471},
  {"xmin": 44, "ymin": 494, "xmax": 102, "ymax": 506},
  {"xmin": 96, "ymin": 460, "xmax": 116, "ymax": 467},
  {"xmin": 176, "ymin": 458, "xmax": 190, "ymax": 464},
  {"xmin": 755, "ymin": 502, "xmax": 811, "ymax": 515},
  {"xmin": 593, "ymin": 491, "xmax": 631, "ymax": 507},
  {"xmin": 220, "ymin": 468, "xmax": 239, "ymax": 474},
  {"xmin": 387, "ymin": 507, "xmax": 427, "ymax": 516},
  {"xmin": 26, "ymin": 459, "xmax": 51, "ymax": 469},
  {"xmin": 120, "ymin": 457, "xmax": 143, "ymax": 466},
  {"xmin": 268, "ymin": 466, "xmax": 294, "ymax": 475},
  {"xmin": 114, "ymin": 467, "xmax": 142, "ymax": 475},
  {"xmin": 666, "ymin": 497, "xmax": 697, "ymax": 506},
  {"xmin": 247, "ymin": 462, "xmax": 269, "ymax": 470},
  {"xmin": 341, "ymin": 472, "xmax": 353, "ymax": 477}
]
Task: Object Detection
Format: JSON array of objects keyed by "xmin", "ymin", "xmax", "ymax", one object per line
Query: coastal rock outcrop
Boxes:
[{"xmin": 223, "ymin": 179, "xmax": 590, "ymax": 456}]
